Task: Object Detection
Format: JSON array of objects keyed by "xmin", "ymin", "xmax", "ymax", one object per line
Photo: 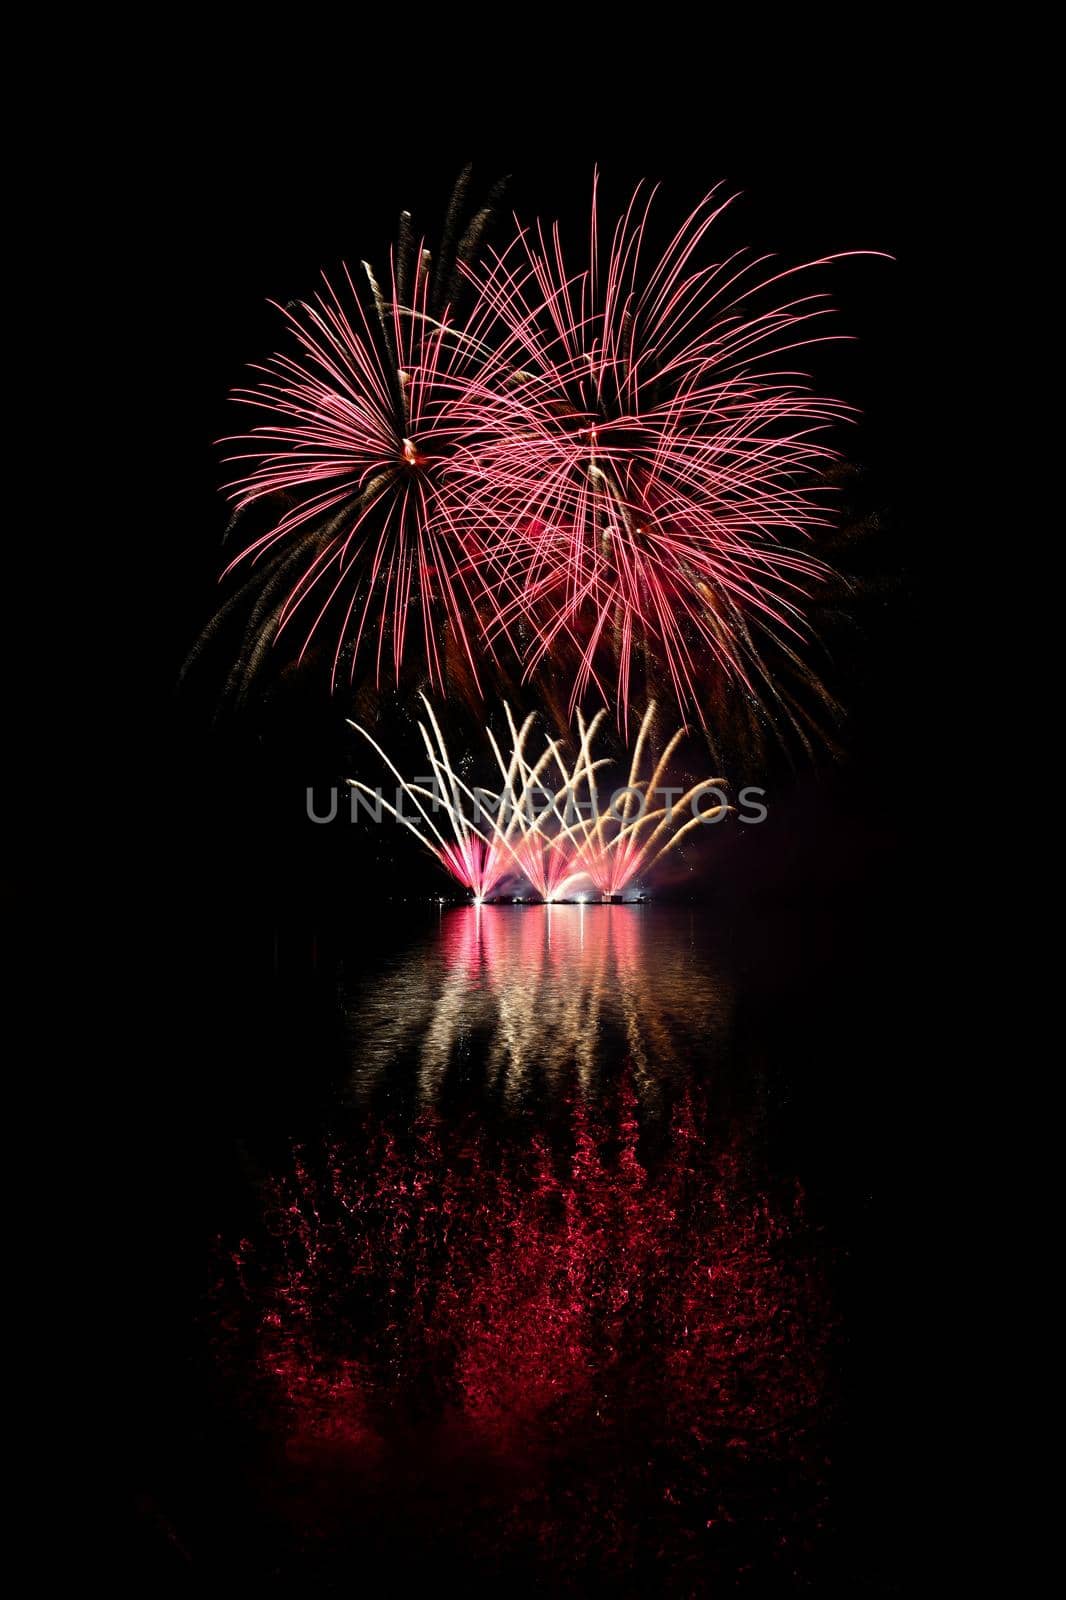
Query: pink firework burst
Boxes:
[
  {"xmin": 222, "ymin": 250, "xmax": 491, "ymax": 693},
  {"xmin": 450, "ymin": 175, "xmax": 863, "ymax": 726},
  {"xmin": 434, "ymin": 835, "xmax": 510, "ymax": 903}
]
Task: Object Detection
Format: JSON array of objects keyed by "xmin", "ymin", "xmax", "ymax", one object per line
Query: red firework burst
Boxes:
[
  {"xmin": 449, "ymin": 174, "xmax": 862, "ymax": 725},
  {"xmin": 222, "ymin": 250, "xmax": 491, "ymax": 692}
]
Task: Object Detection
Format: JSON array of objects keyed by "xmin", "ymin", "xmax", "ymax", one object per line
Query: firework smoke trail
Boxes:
[
  {"xmin": 347, "ymin": 699, "xmax": 726, "ymax": 901},
  {"xmin": 222, "ymin": 237, "xmax": 497, "ymax": 694},
  {"xmin": 449, "ymin": 174, "xmax": 874, "ymax": 728}
]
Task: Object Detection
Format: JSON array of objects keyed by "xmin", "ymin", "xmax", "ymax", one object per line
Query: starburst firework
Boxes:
[
  {"xmin": 188, "ymin": 168, "xmax": 881, "ymax": 748},
  {"xmin": 223, "ymin": 255, "xmax": 491, "ymax": 692},
  {"xmin": 449, "ymin": 174, "xmax": 860, "ymax": 726},
  {"xmin": 200, "ymin": 172, "xmax": 504, "ymax": 704}
]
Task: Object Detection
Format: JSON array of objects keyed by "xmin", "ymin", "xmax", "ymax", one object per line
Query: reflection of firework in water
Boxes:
[
  {"xmin": 345, "ymin": 903, "xmax": 731, "ymax": 1106},
  {"xmin": 347, "ymin": 697, "xmax": 727, "ymax": 900},
  {"xmin": 214, "ymin": 1081, "xmax": 834, "ymax": 1589}
]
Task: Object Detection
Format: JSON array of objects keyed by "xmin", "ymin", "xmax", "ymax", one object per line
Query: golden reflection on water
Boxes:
[{"xmin": 345, "ymin": 905, "xmax": 730, "ymax": 1105}]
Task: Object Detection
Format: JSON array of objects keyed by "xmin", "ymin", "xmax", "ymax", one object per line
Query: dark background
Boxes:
[
  {"xmin": 139, "ymin": 113, "xmax": 910, "ymax": 900},
  {"xmin": 102, "ymin": 84, "xmax": 932, "ymax": 1592}
]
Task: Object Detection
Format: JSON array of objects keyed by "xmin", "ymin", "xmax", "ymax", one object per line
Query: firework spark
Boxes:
[
  {"xmin": 450, "ymin": 174, "xmax": 863, "ymax": 727},
  {"xmin": 347, "ymin": 696, "xmax": 511, "ymax": 900},
  {"xmin": 347, "ymin": 698, "xmax": 726, "ymax": 901},
  {"xmin": 560, "ymin": 705, "xmax": 727, "ymax": 898},
  {"xmin": 190, "ymin": 169, "xmax": 880, "ymax": 744},
  {"xmin": 223, "ymin": 259, "xmax": 487, "ymax": 692},
  {"xmin": 213, "ymin": 173, "xmax": 504, "ymax": 700}
]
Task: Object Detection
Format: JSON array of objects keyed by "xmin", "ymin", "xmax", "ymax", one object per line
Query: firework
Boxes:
[
  {"xmin": 189, "ymin": 168, "xmax": 879, "ymax": 746},
  {"xmin": 347, "ymin": 697, "xmax": 726, "ymax": 901},
  {"xmin": 449, "ymin": 174, "xmax": 860, "ymax": 727},
  {"xmin": 223, "ymin": 261, "xmax": 485, "ymax": 691},
  {"xmin": 484, "ymin": 703, "xmax": 609, "ymax": 902},
  {"xmin": 347, "ymin": 696, "xmax": 511, "ymax": 900},
  {"xmin": 560, "ymin": 705, "xmax": 728, "ymax": 898},
  {"xmin": 207, "ymin": 173, "xmax": 503, "ymax": 701}
]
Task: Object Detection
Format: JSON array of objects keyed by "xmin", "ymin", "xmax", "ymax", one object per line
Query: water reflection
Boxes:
[
  {"xmin": 344, "ymin": 904, "xmax": 731, "ymax": 1105},
  {"xmin": 208, "ymin": 908, "xmax": 838, "ymax": 1590},
  {"xmin": 216, "ymin": 1081, "xmax": 832, "ymax": 1591}
]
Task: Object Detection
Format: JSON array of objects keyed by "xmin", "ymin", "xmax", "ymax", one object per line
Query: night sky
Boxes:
[{"xmin": 97, "ymin": 74, "xmax": 935, "ymax": 1593}]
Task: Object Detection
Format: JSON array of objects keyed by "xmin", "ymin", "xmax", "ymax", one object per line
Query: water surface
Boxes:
[{"xmin": 133, "ymin": 894, "xmax": 910, "ymax": 1593}]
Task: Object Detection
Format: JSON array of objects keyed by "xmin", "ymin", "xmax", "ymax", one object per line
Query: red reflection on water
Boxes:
[
  {"xmin": 349, "ymin": 906, "xmax": 730, "ymax": 1106},
  {"xmin": 439, "ymin": 899, "xmax": 646, "ymax": 977},
  {"xmin": 216, "ymin": 1082, "xmax": 833, "ymax": 1586}
]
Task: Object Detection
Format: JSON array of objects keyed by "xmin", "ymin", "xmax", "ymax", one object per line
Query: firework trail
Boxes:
[
  {"xmin": 223, "ymin": 257, "xmax": 489, "ymax": 692},
  {"xmin": 347, "ymin": 696, "xmax": 512, "ymax": 900},
  {"xmin": 188, "ymin": 168, "xmax": 881, "ymax": 747},
  {"xmin": 450, "ymin": 173, "xmax": 869, "ymax": 728},
  {"xmin": 560, "ymin": 705, "xmax": 728, "ymax": 897},
  {"xmin": 187, "ymin": 172, "xmax": 504, "ymax": 705},
  {"xmin": 482, "ymin": 704, "xmax": 592, "ymax": 903},
  {"xmin": 347, "ymin": 698, "xmax": 726, "ymax": 900}
]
